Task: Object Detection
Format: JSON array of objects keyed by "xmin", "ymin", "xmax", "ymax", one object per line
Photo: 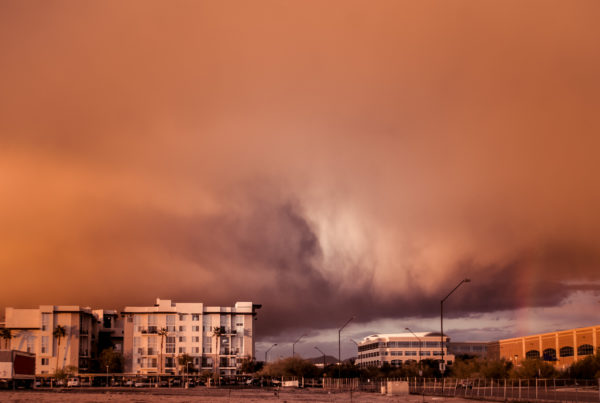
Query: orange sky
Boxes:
[{"xmin": 1, "ymin": 1, "xmax": 600, "ymax": 342}]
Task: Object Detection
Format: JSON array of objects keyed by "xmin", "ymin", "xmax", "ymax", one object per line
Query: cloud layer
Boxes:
[{"xmin": 1, "ymin": 1, "xmax": 600, "ymax": 340}]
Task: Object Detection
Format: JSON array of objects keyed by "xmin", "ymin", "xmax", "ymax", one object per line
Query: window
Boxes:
[
  {"xmin": 148, "ymin": 337, "xmax": 157, "ymax": 355},
  {"xmin": 41, "ymin": 358, "xmax": 49, "ymax": 365},
  {"xmin": 543, "ymin": 348, "xmax": 557, "ymax": 361},
  {"xmin": 179, "ymin": 347, "xmax": 186, "ymax": 354},
  {"xmin": 405, "ymin": 351, "xmax": 417, "ymax": 356},
  {"xmin": 41, "ymin": 336, "xmax": 49, "ymax": 354},
  {"xmin": 41, "ymin": 313, "xmax": 50, "ymax": 331},
  {"xmin": 560, "ymin": 346, "xmax": 574, "ymax": 357},
  {"xmin": 421, "ymin": 351, "xmax": 431, "ymax": 356},
  {"xmin": 165, "ymin": 357, "xmax": 175, "ymax": 368},
  {"xmin": 192, "ymin": 314, "xmax": 200, "ymax": 321},
  {"xmin": 103, "ymin": 316, "xmax": 112, "ymax": 329},
  {"xmin": 192, "ymin": 326, "xmax": 200, "ymax": 332},
  {"xmin": 26, "ymin": 337, "xmax": 35, "ymax": 354},
  {"xmin": 148, "ymin": 315, "xmax": 156, "ymax": 326},
  {"xmin": 166, "ymin": 336, "xmax": 175, "ymax": 354},
  {"xmin": 526, "ymin": 350, "xmax": 540, "ymax": 359},
  {"xmin": 166, "ymin": 315, "xmax": 176, "ymax": 332},
  {"xmin": 578, "ymin": 344, "xmax": 594, "ymax": 356},
  {"xmin": 192, "ymin": 336, "xmax": 200, "ymax": 343},
  {"xmin": 179, "ymin": 326, "xmax": 186, "ymax": 332},
  {"xmin": 150, "ymin": 358, "xmax": 157, "ymax": 368},
  {"xmin": 179, "ymin": 336, "xmax": 186, "ymax": 342},
  {"xmin": 192, "ymin": 347, "xmax": 200, "ymax": 353},
  {"xmin": 179, "ymin": 314, "xmax": 187, "ymax": 321}
]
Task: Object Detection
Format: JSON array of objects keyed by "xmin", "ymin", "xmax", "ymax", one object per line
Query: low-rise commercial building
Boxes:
[
  {"xmin": 122, "ymin": 298, "xmax": 260, "ymax": 375},
  {"xmin": 356, "ymin": 332, "xmax": 454, "ymax": 368},
  {"xmin": 448, "ymin": 341, "xmax": 488, "ymax": 357},
  {"xmin": 487, "ymin": 324, "xmax": 600, "ymax": 369}
]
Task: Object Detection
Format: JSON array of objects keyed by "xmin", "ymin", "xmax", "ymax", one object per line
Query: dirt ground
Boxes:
[{"xmin": 0, "ymin": 388, "xmax": 483, "ymax": 402}]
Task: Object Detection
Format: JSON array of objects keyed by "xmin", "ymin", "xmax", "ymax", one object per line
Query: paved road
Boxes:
[
  {"xmin": 0, "ymin": 388, "xmax": 488, "ymax": 402},
  {"xmin": 419, "ymin": 385, "xmax": 600, "ymax": 402}
]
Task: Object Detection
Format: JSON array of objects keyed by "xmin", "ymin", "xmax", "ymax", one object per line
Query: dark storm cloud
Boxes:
[{"xmin": 1, "ymin": 0, "xmax": 600, "ymax": 339}]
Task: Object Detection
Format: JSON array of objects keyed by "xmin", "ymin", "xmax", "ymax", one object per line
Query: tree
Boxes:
[
  {"xmin": 0, "ymin": 328, "xmax": 12, "ymax": 349},
  {"xmin": 565, "ymin": 353, "xmax": 600, "ymax": 379},
  {"xmin": 212, "ymin": 326, "xmax": 224, "ymax": 380},
  {"xmin": 99, "ymin": 347, "xmax": 124, "ymax": 373},
  {"xmin": 178, "ymin": 353, "xmax": 196, "ymax": 374},
  {"xmin": 259, "ymin": 357, "xmax": 320, "ymax": 378},
  {"xmin": 240, "ymin": 357, "xmax": 263, "ymax": 374},
  {"xmin": 53, "ymin": 325, "xmax": 66, "ymax": 370},
  {"xmin": 158, "ymin": 328, "xmax": 169, "ymax": 374},
  {"xmin": 510, "ymin": 358, "xmax": 557, "ymax": 379}
]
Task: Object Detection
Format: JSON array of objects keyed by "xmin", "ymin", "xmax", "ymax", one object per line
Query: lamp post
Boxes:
[
  {"xmin": 349, "ymin": 339, "xmax": 359, "ymax": 368},
  {"xmin": 314, "ymin": 346, "xmax": 326, "ymax": 369},
  {"xmin": 105, "ymin": 365, "xmax": 109, "ymax": 388},
  {"xmin": 265, "ymin": 343, "xmax": 277, "ymax": 363},
  {"xmin": 338, "ymin": 316, "xmax": 355, "ymax": 378},
  {"xmin": 405, "ymin": 327, "xmax": 422, "ymax": 375},
  {"xmin": 440, "ymin": 278, "xmax": 470, "ymax": 374},
  {"xmin": 292, "ymin": 334, "xmax": 306, "ymax": 357}
]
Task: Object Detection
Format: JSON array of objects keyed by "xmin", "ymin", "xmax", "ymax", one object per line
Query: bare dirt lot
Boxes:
[{"xmin": 0, "ymin": 388, "xmax": 482, "ymax": 402}]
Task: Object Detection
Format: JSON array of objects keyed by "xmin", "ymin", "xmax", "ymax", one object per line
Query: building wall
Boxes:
[
  {"xmin": 4, "ymin": 306, "xmax": 95, "ymax": 375},
  {"xmin": 357, "ymin": 332, "xmax": 454, "ymax": 368},
  {"xmin": 487, "ymin": 324, "xmax": 600, "ymax": 369},
  {"xmin": 448, "ymin": 342, "xmax": 488, "ymax": 357},
  {"xmin": 122, "ymin": 299, "xmax": 257, "ymax": 375}
]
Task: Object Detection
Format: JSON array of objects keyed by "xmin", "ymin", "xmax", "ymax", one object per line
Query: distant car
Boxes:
[
  {"xmin": 123, "ymin": 380, "xmax": 134, "ymax": 387},
  {"xmin": 67, "ymin": 378, "xmax": 80, "ymax": 387},
  {"xmin": 80, "ymin": 379, "xmax": 91, "ymax": 387},
  {"xmin": 134, "ymin": 379, "xmax": 150, "ymax": 387},
  {"xmin": 458, "ymin": 380, "xmax": 473, "ymax": 389}
]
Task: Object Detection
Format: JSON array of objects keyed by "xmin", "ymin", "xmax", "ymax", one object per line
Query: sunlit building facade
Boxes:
[
  {"xmin": 2, "ymin": 305, "xmax": 97, "ymax": 374},
  {"xmin": 487, "ymin": 324, "xmax": 600, "ymax": 369},
  {"xmin": 356, "ymin": 332, "xmax": 454, "ymax": 368},
  {"xmin": 122, "ymin": 298, "xmax": 260, "ymax": 375}
]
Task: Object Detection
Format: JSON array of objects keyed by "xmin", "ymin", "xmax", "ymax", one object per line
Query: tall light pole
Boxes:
[
  {"xmin": 265, "ymin": 343, "xmax": 277, "ymax": 363},
  {"xmin": 349, "ymin": 339, "xmax": 359, "ymax": 368},
  {"xmin": 314, "ymin": 346, "xmax": 326, "ymax": 369},
  {"xmin": 338, "ymin": 316, "xmax": 355, "ymax": 378},
  {"xmin": 292, "ymin": 334, "xmax": 306, "ymax": 357},
  {"xmin": 405, "ymin": 327, "xmax": 422, "ymax": 374},
  {"xmin": 105, "ymin": 365, "xmax": 109, "ymax": 388},
  {"xmin": 440, "ymin": 278, "xmax": 470, "ymax": 374}
]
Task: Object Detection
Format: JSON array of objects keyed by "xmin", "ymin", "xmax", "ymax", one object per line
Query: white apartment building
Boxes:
[
  {"xmin": 122, "ymin": 298, "xmax": 260, "ymax": 375},
  {"xmin": 356, "ymin": 332, "xmax": 455, "ymax": 368},
  {"xmin": 3, "ymin": 305, "xmax": 97, "ymax": 374}
]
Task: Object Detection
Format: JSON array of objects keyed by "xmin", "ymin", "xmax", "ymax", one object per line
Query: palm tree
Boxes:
[
  {"xmin": 0, "ymin": 328, "xmax": 12, "ymax": 349},
  {"xmin": 158, "ymin": 328, "xmax": 169, "ymax": 374},
  {"xmin": 53, "ymin": 325, "xmax": 66, "ymax": 370},
  {"xmin": 212, "ymin": 326, "xmax": 224, "ymax": 382}
]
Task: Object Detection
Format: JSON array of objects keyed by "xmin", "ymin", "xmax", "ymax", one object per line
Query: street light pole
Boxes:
[
  {"xmin": 292, "ymin": 334, "xmax": 306, "ymax": 357},
  {"xmin": 405, "ymin": 327, "xmax": 422, "ymax": 374},
  {"xmin": 265, "ymin": 343, "xmax": 277, "ymax": 363},
  {"xmin": 349, "ymin": 339, "xmax": 359, "ymax": 368},
  {"xmin": 314, "ymin": 346, "xmax": 326, "ymax": 369},
  {"xmin": 338, "ymin": 316, "xmax": 355, "ymax": 378},
  {"xmin": 440, "ymin": 278, "xmax": 470, "ymax": 374},
  {"xmin": 105, "ymin": 365, "xmax": 109, "ymax": 388}
]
